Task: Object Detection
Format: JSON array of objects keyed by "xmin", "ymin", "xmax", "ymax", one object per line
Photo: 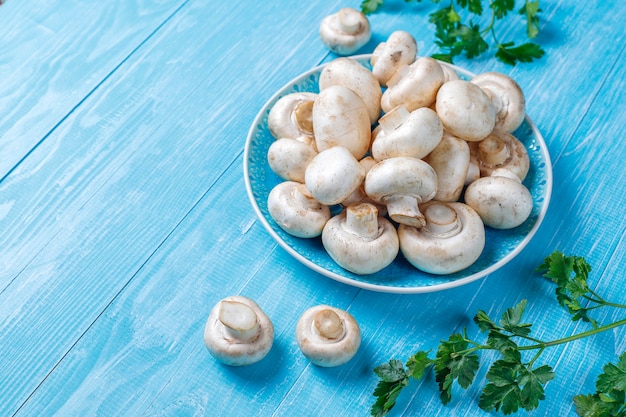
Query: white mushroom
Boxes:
[
  {"xmin": 470, "ymin": 130, "xmax": 530, "ymax": 181},
  {"xmin": 341, "ymin": 156, "xmax": 387, "ymax": 216},
  {"xmin": 371, "ymin": 105, "xmax": 443, "ymax": 161},
  {"xmin": 267, "ymin": 92, "xmax": 317, "ymax": 140},
  {"xmin": 319, "ymin": 57, "xmax": 382, "ymax": 125},
  {"xmin": 322, "ymin": 203, "xmax": 399, "ymax": 274},
  {"xmin": 312, "ymin": 85, "xmax": 371, "ymax": 159},
  {"xmin": 381, "ymin": 57, "xmax": 445, "ymax": 113},
  {"xmin": 296, "ymin": 304, "xmax": 361, "ymax": 367},
  {"xmin": 204, "ymin": 295, "xmax": 274, "ymax": 366},
  {"xmin": 305, "ymin": 146, "xmax": 365, "ymax": 205},
  {"xmin": 267, "ymin": 136, "xmax": 318, "ymax": 183},
  {"xmin": 370, "ymin": 30, "xmax": 418, "ymax": 86},
  {"xmin": 319, "ymin": 8, "xmax": 371, "ymax": 56},
  {"xmin": 471, "ymin": 71, "xmax": 526, "ymax": 133},
  {"xmin": 364, "ymin": 157, "xmax": 438, "ymax": 228},
  {"xmin": 464, "ymin": 169, "xmax": 533, "ymax": 229},
  {"xmin": 267, "ymin": 181, "xmax": 331, "ymax": 238},
  {"xmin": 423, "ymin": 131, "xmax": 470, "ymax": 202},
  {"xmin": 435, "ymin": 79, "xmax": 496, "ymax": 142},
  {"xmin": 398, "ymin": 201, "xmax": 485, "ymax": 274},
  {"xmin": 439, "ymin": 62, "xmax": 461, "ymax": 82}
]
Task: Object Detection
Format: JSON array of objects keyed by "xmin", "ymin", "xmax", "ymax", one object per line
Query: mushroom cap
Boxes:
[
  {"xmin": 371, "ymin": 106, "xmax": 443, "ymax": 161},
  {"xmin": 471, "ymin": 130, "xmax": 530, "ymax": 181},
  {"xmin": 381, "ymin": 57, "xmax": 445, "ymax": 113},
  {"xmin": 464, "ymin": 174, "xmax": 533, "ymax": 229},
  {"xmin": 471, "ymin": 71, "xmax": 526, "ymax": 133},
  {"xmin": 204, "ymin": 295, "xmax": 274, "ymax": 366},
  {"xmin": 319, "ymin": 57, "xmax": 382, "ymax": 125},
  {"xmin": 424, "ymin": 131, "xmax": 471, "ymax": 202},
  {"xmin": 267, "ymin": 137, "xmax": 318, "ymax": 183},
  {"xmin": 370, "ymin": 30, "xmax": 418, "ymax": 86},
  {"xmin": 267, "ymin": 92, "xmax": 317, "ymax": 140},
  {"xmin": 305, "ymin": 146, "xmax": 366, "ymax": 205},
  {"xmin": 319, "ymin": 8, "xmax": 371, "ymax": 55},
  {"xmin": 267, "ymin": 181, "xmax": 331, "ymax": 238},
  {"xmin": 398, "ymin": 201, "xmax": 485, "ymax": 274},
  {"xmin": 364, "ymin": 157, "xmax": 437, "ymax": 227},
  {"xmin": 435, "ymin": 79, "xmax": 496, "ymax": 142},
  {"xmin": 312, "ymin": 85, "xmax": 371, "ymax": 159},
  {"xmin": 296, "ymin": 304, "xmax": 361, "ymax": 367},
  {"xmin": 439, "ymin": 62, "xmax": 461, "ymax": 83},
  {"xmin": 322, "ymin": 203, "xmax": 399, "ymax": 274}
]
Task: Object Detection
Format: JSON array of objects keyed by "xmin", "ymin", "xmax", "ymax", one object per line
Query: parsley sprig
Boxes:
[
  {"xmin": 361, "ymin": 0, "xmax": 545, "ymax": 65},
  {"xmin": 371, "ymin": 251, "xmax": 626, "ymax": 416}
]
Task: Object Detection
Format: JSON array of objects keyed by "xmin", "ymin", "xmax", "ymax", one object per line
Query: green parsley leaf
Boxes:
[
  {"xmin": 457, "ymin": 0, "xmax": 483, "ymax": 15},
  {"xmin": 360, "ymin": 0, "xmax": 384, "ymax": 14},
  {"xmin": 495, "ymin": 41, "xmax": 545, "ymax": 65},
  {"xmin": 491, "ymin": 0, "xmax": 516, "ymax": 20},
  {"xmin": 574, "ymin": 352, "xmax": 626, "ymax": 417},
  {"xmin": 406, "ymin": 350, "xmax": 434, "ymax": 379},
  {"xmin": 519, "ymin": 0, "xmax": 542, "ymax": 38},
  {"xmin": 434, "ymin": 333, "xmax": 479, "ymax": 403},
  {"xmin": 371, "ymin": 359, "xmax": 410, "ymax": 417},
  {"xmin": 500, "ymin": 299, "xmax": 533, "ymax": 337}
]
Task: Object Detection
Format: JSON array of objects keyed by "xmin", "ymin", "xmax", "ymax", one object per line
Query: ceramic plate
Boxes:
[{"xmin": 244, "ymin": 54, "xmax": 552, "ymax": 294}]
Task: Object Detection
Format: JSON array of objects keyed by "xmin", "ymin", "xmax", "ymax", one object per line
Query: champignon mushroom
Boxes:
[
  {"xmin": 364, "ymin": 157, "xmax": 438, "ymax": 228},
  {"xmin": 322, "ymin": 203, "xmax": 399, "ymax": 274},
  {"xmin": 471, "ymin": 71, "xmax": 526, "ymax": 133},
  {"xmin": 341, "ymin": 156, "xmax": 387, "ymax": 216},
  {"xmin": 296, "ymin": 304, "xmax": 361, "ymax": 367},
  {"xmin": 319, "ymin": 57, "xmax": 382, "ymax": 125},
  {"xmin": 319, "ymin": 8, "xmax": 371, "ymax": 56},
  {"xmin": 371, "ymin": 105, "xmax": 443, "ymax": 161},
  {"xmin": 304, "ymin": 146, "xmax": 366, "ymax": 206},
  {"xmin": 470, "ymin": 130, "xmax": 530, "ymax": 181},
  {"xmin": 464, "ymin": 168, "xmax": 533, "ymax": 229},
  {"xmin": 398, "ymin": 201, "xmax": 485, "ymax": 274},
  {"xmin": 267, "ymin": 181, "xmax": 331, "ymax": 238},
  {"xmin": 423, "ymin": 131, "xmax": 470, "ymax": 202},
  {"xmin": 204, "ymin": 295, "xmax": 274, "ymax": 366},
  {"xmin": 267, "ymin": 136, "xmax": 318, "ymax": 183},
  {"xmin": 370, "ymin": 30, "xmax": 418, "ymax": 86},
  {"xmin": 312, "ymin": 85, "xmax": 371, "ymax": 159},
  {"xmin": 435, "ymin": 79, "xmax": 496, "ymax": 142},
  {"xmin": 381, "ymin": 57, "xmax": 445, "ymax": 113},
  {"xmin": 267, "ymin": 92, "xmax": 317, "ymax": 140},
  {"xmin": 439, "ymin": 62, "xmax": 461, "ymax": 83}
]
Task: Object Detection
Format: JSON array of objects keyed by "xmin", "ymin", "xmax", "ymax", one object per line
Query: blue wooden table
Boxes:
[{"xmin": 1, "ymin": 1, "xmax": 624, "ymax": 416}]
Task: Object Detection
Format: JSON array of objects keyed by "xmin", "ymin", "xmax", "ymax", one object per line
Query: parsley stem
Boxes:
[{"xmin": 518, "ymin": 318, "xmax": 626, "ymax": 351}]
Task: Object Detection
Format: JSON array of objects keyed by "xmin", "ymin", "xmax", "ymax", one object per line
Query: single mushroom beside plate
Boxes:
[
  {"xmin": 319, "ymin": 8, "xmax": 371, "ymax": 56},
  {"xmin": 204, "ymin": 295, "xmax": 274, "ymax": 366},
  {"xmin": 296, "ymin": 304, "xmax": 361, "ymax": 367}
]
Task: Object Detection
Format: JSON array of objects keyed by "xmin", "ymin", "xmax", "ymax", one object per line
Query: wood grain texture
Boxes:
[{"xmin": 1, "ymin": 0, "xmax": 625, "ymax": 416}]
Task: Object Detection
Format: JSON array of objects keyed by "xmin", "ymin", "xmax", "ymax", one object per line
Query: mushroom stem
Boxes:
[
  {"xmin": 219, "ymin": 300, "xmax": 260, "ymax": 342},
  {"xmin": 293, "ymin": 100, "xmax": 314, "ymax": 136},
  {"xmin": 344, "ymin": 203, "xmax": 379, "ymax": 240},
  {"xmin": 378, "ymin": 105, "xmax": 410, "ymax": 132},
  {"xmin": 385, "ymin": 194, "xmax": 425, "ymax": 228},
  {"xmin": 337, "ymin": 8, "xmax": 362, "ymax": 35},
  {"xmin": 423, "ymin": 202, "xmax": 461, "ymax": 237},
  {"xmin": 479, "ymin": 134, "xmax": 510, "ymax": 166},
  {"xmin": 312, "ymin": 309, "xmax": 346, "ymax": 341}
]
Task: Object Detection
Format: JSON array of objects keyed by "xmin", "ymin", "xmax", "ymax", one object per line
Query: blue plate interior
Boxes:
[{"xmin": 244, "ymin": 55, "xmax": 553, "ymax": 293}]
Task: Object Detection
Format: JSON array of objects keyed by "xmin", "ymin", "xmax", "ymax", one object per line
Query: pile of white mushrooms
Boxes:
[{"xmin": 266, "ymin": 29, "xmax": 533, "ymax": 276}]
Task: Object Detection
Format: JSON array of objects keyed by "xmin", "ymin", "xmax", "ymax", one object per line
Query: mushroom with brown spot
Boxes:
[
  {"xmin": 322, "ymin": 202, "xmax": 399, "ymax": 274},
  {"xmin": 370, "ymin": 30, "xmax": 418, "ymax": 86},
  {"xmin": 296, "ymin": 305, "xmax": 361, "ymax": 367},
  {"xmin": 319, "ymin": 8, "xmax": 371, "ymax": 56},
  {"xmin": 364, "ymin": 157, "xmax": 438, "ymax": 228},
  {"xmin": 204, "ymin": 295, "xmax": 274, "ymax": 366},
  {"xmin": 398, "ymin": 200, "xmax": 485, "ymax": 274}
]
